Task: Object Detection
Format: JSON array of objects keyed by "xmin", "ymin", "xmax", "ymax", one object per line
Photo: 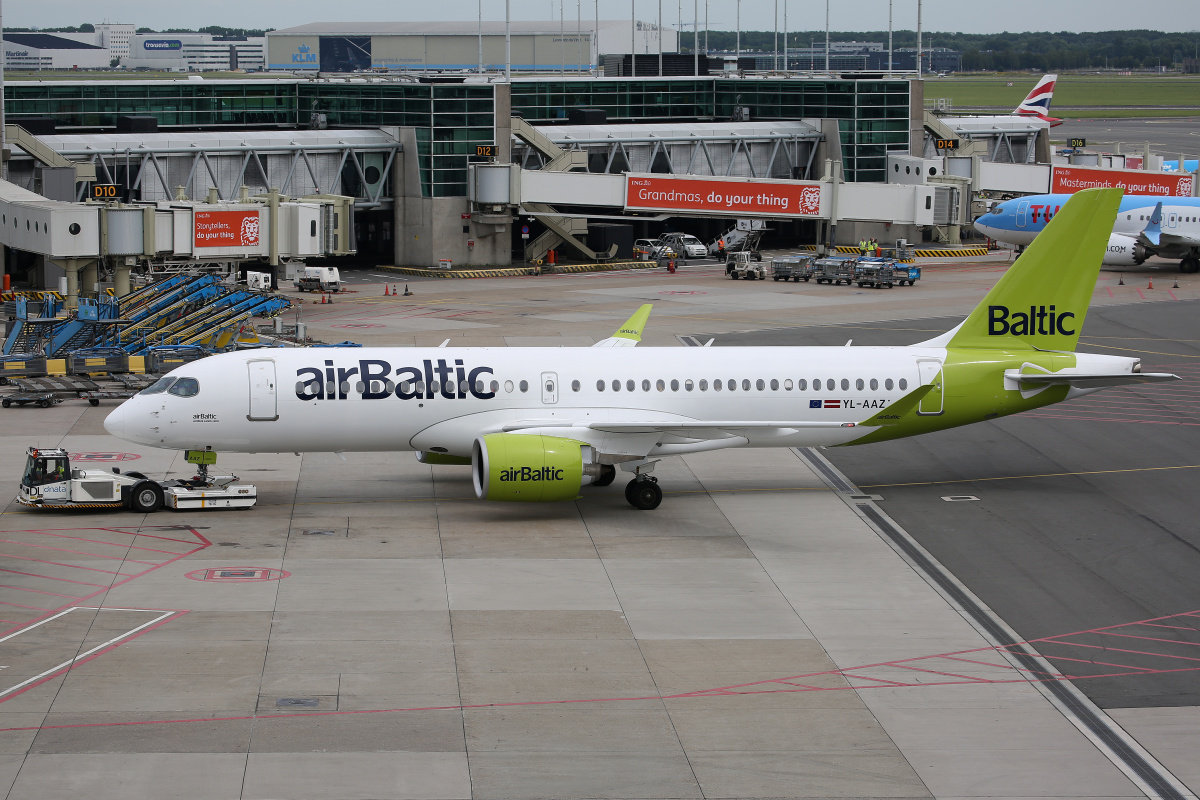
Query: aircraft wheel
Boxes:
[
  {"xmin": 89, "ymin": 399, "xmax": 100, "ymax": 406},
  {"xmin": 626, "ymin": 478, "xmax": 662, "ymax": 510},
  {"xmin": 1, "ymin": 400, "xmax": 9, "ymax": 408},
  {"xmin": 1182, "ymin": 257, "xmax": 1200, "ymax": 274},
  {"xmin": 592, "ymin": 465, "xmax": 616, "ymax": 487},
  {"xmin": 129, "ymin": 482, "xmax": 163, "ymax": 513}
]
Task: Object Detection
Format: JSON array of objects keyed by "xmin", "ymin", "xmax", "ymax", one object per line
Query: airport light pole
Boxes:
[
  {"xmin": 631, "ymin": 0, "xmax": 636, "ymax": 77},
  {"xmin": 783, "ymin": 0, "xmax": 788, "ymax": 73},
  {"xmin": 658, "ymin": 0, "xmax": 662, "ymax": 76},
  {"xmin": 916, "ymin": 0, "xmax": 922, "ymax": 75},
  {"xmin": 887, "ymin": 0, "xmax": 892, "ymax": 74},
  {"xmin": 735, "ymin": 0, "xmax": 740, "ymax": 62},
  {"xmin": 773, "ymin": 0, "xmax": 778, "ymax": 71},
  {"xmin": 693, "ymin": 0, "xmax": 698, "ymax": 75},
  {"xmin": 824, "ymin": 0, "xmax": 829, "ymax": 72},
  {"xmin": 577, "ymin": 0, "xmax": 582, "ymax": 72},
  {"xmin": 505, "ymin": 0, "xmax": 511, "ymax": 81},
  {"xmin": 560, "ymin": 0, "xmax": 565, "ymax": 75},
  {"xmin": 478, "ymin": 0, "xmax": 484, "ymax": 73}
]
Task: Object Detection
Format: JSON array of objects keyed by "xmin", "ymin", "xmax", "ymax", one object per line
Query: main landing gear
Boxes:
[{"xmin": 624, "ymin": 476, "xmax": 662, "ymax": 510}]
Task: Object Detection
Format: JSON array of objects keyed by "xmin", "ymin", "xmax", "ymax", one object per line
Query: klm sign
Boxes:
[{"xmin": 292, "ymin": 44, "xmax": 317, "ymax": 64}]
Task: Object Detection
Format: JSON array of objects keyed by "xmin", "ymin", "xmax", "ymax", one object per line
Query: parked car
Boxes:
[
  {"xmin": 633, "ymin": 239, "xmax": 662, "ymax": 260},
  {"xmin": 657, "ymin": 232, "xmax": 708, "ymax": 259}
]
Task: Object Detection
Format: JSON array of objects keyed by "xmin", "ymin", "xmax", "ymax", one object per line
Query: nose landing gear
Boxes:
[{"xmin": 625, "ymin": 476, "xmax": 662, "ymax": 510}]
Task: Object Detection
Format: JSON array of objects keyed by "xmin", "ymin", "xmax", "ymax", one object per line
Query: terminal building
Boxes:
[
  {"xmin": 123, "ymin": 34, "xmax": 266, "ymax": 72},
  {"xmin": 2, "ymin": 34, "xmax": 110, "ymax": 71},
  {"xmin": 266, "ymin": 21, "xmax": 675, "ymax": 73},
  {"xmin": 6, "ymin": 66, "xmax": 1136, "ymax": 289}
]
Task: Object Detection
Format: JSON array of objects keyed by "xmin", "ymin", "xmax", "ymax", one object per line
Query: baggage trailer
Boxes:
[
  {"xmin": 16, "ymin": 447, "xmax": 256, "ymax": 512},
  {"xmin": 813, "ymin": 257, "xmax": 857, "ymax": 285},
  {"xmin": 770, "ymin": 256, "xmax": 817, "ymax": 282}
]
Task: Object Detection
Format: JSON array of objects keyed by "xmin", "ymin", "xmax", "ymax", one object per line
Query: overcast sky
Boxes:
[{"xmin": 8, "ymin": 0, "xmax": 1199, "ymax": 35}]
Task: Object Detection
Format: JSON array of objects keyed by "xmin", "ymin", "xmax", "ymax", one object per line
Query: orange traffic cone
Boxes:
[
  {"xmin": 393, "ymin": 285, "xmax": 398, "ymax": 296},
  {"xmin": 384, "ymin": 284, "xmax": 391, "ymax": 296},
  {"xmin": 1148, "ymin": 279, "xmax": 1154, "ymax": 289},
  {"xmin": 320, "ymin": 293, "xmax": 326, "ymax": 304}
]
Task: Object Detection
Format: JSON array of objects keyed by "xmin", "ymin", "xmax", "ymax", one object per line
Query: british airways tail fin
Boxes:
[{"xmin": 1014, "ymin": 74, "xmax": 1059, "ymax": 123}]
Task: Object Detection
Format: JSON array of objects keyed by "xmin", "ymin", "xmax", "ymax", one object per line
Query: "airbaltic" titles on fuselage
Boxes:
[{"xmin": 295, "ymin": 359, "xmax": 494, "ymax": 401}]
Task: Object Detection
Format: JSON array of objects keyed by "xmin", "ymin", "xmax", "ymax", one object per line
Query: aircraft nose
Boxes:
[{"xmin": 103, "ymin": 403, "xmax": 126, "ymax": 438}]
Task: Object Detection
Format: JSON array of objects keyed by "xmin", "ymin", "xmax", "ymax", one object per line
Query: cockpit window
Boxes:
[
  {"xmin": 168, "ymin": 378, "xmax": 200, "ymax": 397},
  {"xmin": 140, "ymin": 376, "xmax": 177, "ymax": 395}
]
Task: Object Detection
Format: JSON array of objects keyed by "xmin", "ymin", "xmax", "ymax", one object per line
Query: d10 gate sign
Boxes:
[
  {"xmin": 194, "ymin": 209, "xmax": 262, "ymax": 249},
  {"xmin": 625, "ymin": 175, "xmax": 825, "ymax": 217}
]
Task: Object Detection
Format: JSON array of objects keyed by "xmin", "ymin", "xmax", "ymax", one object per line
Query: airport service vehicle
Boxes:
[
  {"xmin": 103, "ymin": 189, "xmax": 1178, "ymax": 511},
  {"xmin": 294, "ymin": 266, "xmax": 342, "ymax": 293},
  {"xmin": 770, "ymin": 256, "xmax": 816, "ymax": 282},
  {"xmin": 975, "ymin": 194, "xmax": 1200, "ymax": 273},
  {"xmin": 813, "ymin": 256, "xmax": 857, "ymax": 285},
  {"xmin": 17, "ymin": 447, "xmax": 256, "ymax": 512},
  {"xmin": 726, "ymin": 251, "xmax": 767, "ymax": 280},
  {"xmin": 657, "ymin": 232, "xmax": 708, "ymax": 259}
]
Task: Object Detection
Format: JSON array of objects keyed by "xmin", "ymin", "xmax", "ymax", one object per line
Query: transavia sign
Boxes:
[
  {"xmin": 624, "ymin": 174, "xmax": 825, "ymax": 217},
  {"xmin": 143, "ymin": 40, "xmax": 182, "ymax": 51}
]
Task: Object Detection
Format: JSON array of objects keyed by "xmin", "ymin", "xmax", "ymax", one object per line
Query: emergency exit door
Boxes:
[
  {"xmin": 916, "ymin": 359, "xmax": 944, "ymax": 415},
  {"xmin": 247, "ymin": 360, "xmax": 278, "ymax": 421},
  {"xmin": 541, "ymin": 372, "xmax": 558, "ymax": 404}
]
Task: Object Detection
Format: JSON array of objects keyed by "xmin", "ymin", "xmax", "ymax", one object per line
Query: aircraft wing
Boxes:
[
  {"xmin": 1004, "ymin": 370, "xmax": 1180, "ymax": 388},
  {"xmin": 592, "ymin": 304, "xmax": 652, "ymax": 347},
  {"xmin": 1158, "ymin": 232, "xmax": 1200, "ymax": 248}
]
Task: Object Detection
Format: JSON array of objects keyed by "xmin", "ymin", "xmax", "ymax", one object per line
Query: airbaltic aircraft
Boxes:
[
  {"xmin": 975, "ymin": 194, "xmax": 1200, "ymax": 273},
  {"xmin": 105, "ymin": 189, "xmax": 1177, "ymax": 510}
]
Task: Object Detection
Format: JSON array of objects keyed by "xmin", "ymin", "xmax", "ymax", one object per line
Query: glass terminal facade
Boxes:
[{"xmin": 5, "ymin": 76, "xmax": 910, "ymax": 195}]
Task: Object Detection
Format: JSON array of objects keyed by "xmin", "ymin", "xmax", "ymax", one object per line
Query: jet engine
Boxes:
[
  {"xmin": 1103, "ymin": 234, "xmax": 1148, "ymax": 266},
  {"xmin": 472, "ymin": 434, "xmax": 610, "ymax": 502}
]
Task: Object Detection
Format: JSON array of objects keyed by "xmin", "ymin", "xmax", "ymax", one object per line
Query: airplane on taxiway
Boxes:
[
  {"xmin": 974, "ymin": 194, "xmax": 1200, "ymax": 273},
  {"xmin": 104, "ymin": 188, "xmax": 1177, "ymax": 511},
  {"xmin": 939, "ymin": 74, "xmax": 1062, "ymax": 128}
]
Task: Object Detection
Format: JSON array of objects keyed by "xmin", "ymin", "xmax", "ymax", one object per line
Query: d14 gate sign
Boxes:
[{"xmin": 624, "ymin": 175, "xmax": 825, "ymax": 217}]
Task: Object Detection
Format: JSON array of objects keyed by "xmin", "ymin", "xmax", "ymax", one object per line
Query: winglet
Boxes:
[
  {"xmin": 592, "ymin": 304, "xmax": 652, "ymax": 348},
  {"xmin": 860, "ymin": 384, "xmax": 933, "ymax": 426}
]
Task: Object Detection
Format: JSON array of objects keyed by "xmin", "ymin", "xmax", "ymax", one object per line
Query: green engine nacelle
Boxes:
[{"xmin": 472, "ymin": 434, "xmax": 588, "ymax": 502}]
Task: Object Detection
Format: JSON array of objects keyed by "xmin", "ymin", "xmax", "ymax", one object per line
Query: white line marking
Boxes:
[{"xmin": 0, "ymin": 608, "xmax": 176, "ymax": 699}]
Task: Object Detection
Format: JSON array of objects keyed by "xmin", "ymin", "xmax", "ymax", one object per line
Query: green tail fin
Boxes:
[{"xmin": 948, "ymin": 187, "xmax": 1122, "ymax": 351}]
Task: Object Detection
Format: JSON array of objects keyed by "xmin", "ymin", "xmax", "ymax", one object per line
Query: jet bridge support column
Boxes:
[
  {"xmin": 79, "ymin": 260, "xmax": 98, "ymax": 301},
  {"xmin": 52, "ymin": 258, "xmax": 91, "ymax": 310}
]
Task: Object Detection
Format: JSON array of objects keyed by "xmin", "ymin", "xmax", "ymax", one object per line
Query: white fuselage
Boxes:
[{"xmin": 103, "ymin": 346, "xmax": 940, "ymax": 456}]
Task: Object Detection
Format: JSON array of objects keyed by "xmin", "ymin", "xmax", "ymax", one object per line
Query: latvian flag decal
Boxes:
[{"xmin": 810, "ymin": 399, "xmax": 841, "ymax": 409}]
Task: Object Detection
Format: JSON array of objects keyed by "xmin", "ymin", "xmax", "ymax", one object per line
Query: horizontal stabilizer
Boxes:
[{"xmin": 1003, "ymin": 370, "xmax": 1180, "ymax": 389}]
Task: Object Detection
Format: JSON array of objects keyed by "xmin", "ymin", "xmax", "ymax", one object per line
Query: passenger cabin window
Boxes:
[
  {"xmin": 698, "ymin": 379, "xmax": 707, "ymax": 391},
  {"xmin": 519, "ymin": 380, "xmax": 529, "ymax": 393},
  {"xmin": 597, "ymin": 380, "xmax": 606, "ymax": 391},
  {"xmin": 798, "ymin": 379, "xmax": 807, "ymax": 390},
  {"xmin": 899, "ymin": 378, "xmax": 908, "ymax": 390},
  {"xmin": 885, "ymin": 378, "xmax": 894, "ymax": 390},
  {"xmin": 168, "ymin": 378, "xmax": 200, "ymax": 397},
  {"xmin": 572, "ymin": 380, "xmax": 581, "ymax": 392},
  {"xmin": 140, "ymin": 376, "xmax": 177, "ymax": 395}
]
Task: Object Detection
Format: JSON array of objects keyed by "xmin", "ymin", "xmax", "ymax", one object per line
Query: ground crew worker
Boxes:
[
  {"xmin": 859, "ymin": 239, "xmax": 869, "ymax": 256},
  {"xmin": 717, "ymin": 238, "xmax": 726, "ymax": 259}
]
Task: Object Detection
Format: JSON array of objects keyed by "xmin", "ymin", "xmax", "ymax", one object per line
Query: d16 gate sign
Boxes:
[{"xmin": 625, "ymin": 175, "xmax": 825, "ymax": 217}]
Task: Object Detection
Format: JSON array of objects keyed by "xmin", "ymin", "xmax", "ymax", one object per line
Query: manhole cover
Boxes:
[
  {"xmin": 276, "ymin": 698, "xmax": 319, "ymax": 708},
  {"xmin": 302, "ymin": 529, "xmax": 338, "ymax": 536},
  {"xmin": 942, "ymin": 495, "xmax": 980, "ymax": 502},
  {"xmin": 185, "ymin": 567, "xmax": 290, "ymax": 583}
]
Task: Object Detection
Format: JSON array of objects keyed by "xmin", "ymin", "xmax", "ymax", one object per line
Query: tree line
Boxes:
[{"xmin": 683, "ymin": 29, "xmax": 1200, "ymax": 71}]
